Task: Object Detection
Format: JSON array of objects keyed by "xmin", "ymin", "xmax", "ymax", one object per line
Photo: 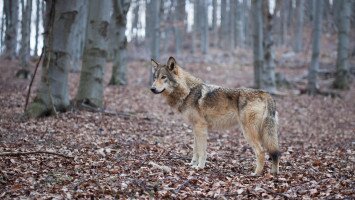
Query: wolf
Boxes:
[{"xmin": 150, "ymin": 57, "xmax": 280, "ymax": 175}]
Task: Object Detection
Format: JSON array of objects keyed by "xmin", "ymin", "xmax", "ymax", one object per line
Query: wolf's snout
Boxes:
[{"xmin": 150, "ymin": 87, "xmax": 157, "ymax": 93}]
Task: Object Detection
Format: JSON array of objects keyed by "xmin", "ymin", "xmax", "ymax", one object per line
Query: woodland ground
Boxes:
[{"xmin": 0, "ymin": 38, "xmax": 354, "ymax": 199}]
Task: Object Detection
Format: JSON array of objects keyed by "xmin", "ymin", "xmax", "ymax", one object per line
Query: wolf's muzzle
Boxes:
[{"xmin": 150, "ymin": 87, "xmax": 165, "ymax": 94}]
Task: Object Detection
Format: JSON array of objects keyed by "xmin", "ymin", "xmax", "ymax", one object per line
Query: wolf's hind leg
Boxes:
[
  {"xmin": 193, "ymin": 123, "xmax": 208, "ymax": 169},
  {"xmin": 261, "ymin": 116, "xmax": 280, "ymax": 175},
  {"xmin": 242, "ymin": 125, "xmax": 266, "ymax": 175}
]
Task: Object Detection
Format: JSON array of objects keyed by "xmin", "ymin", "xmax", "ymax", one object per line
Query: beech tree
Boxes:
[
  {"xmin": 109, "ymin": 0, "xmax": 132, "ymax": 85},
  {"xmin": 76, "ymin": 0, "xmax": 111, "ymax": 107},
  {"xmin": 3, "ymin": 0, "xmax": 19, "ymax": 59},
  {"xmin": 17, "ymin": 0, "xmax": 33, "ymax": 79},
  {"xmin": 307, "ymin": 0, "xmax": 323, "ymax": 95},
  {"xmin": 27, "ymin": 0, "xmax": 82, "ymax": 117},
  {"xmin": 252, "ymin": 0, "xmax": 263, "ymax": 89},
  {"xmin": 333, "ymin": 0, "xmax": 352, "ymax": 89},
  {"xmin": 294, "ymin": 0, "xmax": 305, "ymax": 52}
]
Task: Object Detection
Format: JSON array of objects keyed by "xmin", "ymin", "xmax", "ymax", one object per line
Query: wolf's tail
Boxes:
[{"xmin": 261, "ymin": 97, "xmax": 280, "ymax": 174}]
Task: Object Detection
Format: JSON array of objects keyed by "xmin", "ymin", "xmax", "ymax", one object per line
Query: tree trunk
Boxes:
[
  {"xmin": 211, "ymin": 0, "xmax": 217, "ymax": 47},
  {"xmin": 76, "ymin": 0, "xmax": 111, "ymax": 107},
  {"xmin": 34, "ymin": 0, "xmax": 40, "ymax": 56},
  {"xmin": 252, "ymin": 0, "xmax": 263, "ymax": 89},
  {"xmin": 4, "ymin": 0, "xmax": 19, "ymax": 60},
  {"xmin": 262, "ymin": 0, "xmax": 276, "ymax": 93},
  {"xmin": 149, "ymin": 0, "xmax": 160, "ymax": 84},
  {"xmin": 333, "ymin": 0, "xmax": 351, "ymax": 89},
  {"xmin": 17, "ymin": 0, "xmax": 33, "ymax": 79},
  {"xmin": 0, "ymin": 5, "xmax": 5, "ymax": 48},
  {"xmin": 174, "ymin": 0, "xmax": 185, "ymax": 55},
  {"xmin": 280, "ymin": 0, "xmax": 288, "ymax": 45},
  {"xmin": 200, "ymin": 0, "xmax": 208, "ymax": 54},
  {"xmin": 220, "ymin": 0, "xmax": 229, "ymax": 49},
  {"xmin": 109, "ymin": 0, "xmax": 131, "ymax": 85},
  {"xmin": 293, "ymin": 0, "xmax": 305, "ymax": 52},
  {"xmin": 70, "ymin": 1, "xmax": 88, "ymax": 72},
  {"xmin": 235, "ymin": 0, "xmax": 244, "ymax": 48},
  {"xmin": 229, "ymin": 0, "xmax": 236, "ymax": 50},
  {"xmin": 191, "ymin": 0, "xmax": 198, "ymax": 54},
  {"xmin": 26, "ymin": 0, "xmax": 81, "ymax": 118},
  {"xmin": 307, "ymin": 0, "xmax": 323, "ymax": 95}
]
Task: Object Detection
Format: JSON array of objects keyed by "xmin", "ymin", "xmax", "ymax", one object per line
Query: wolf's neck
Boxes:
[{"xmin": 164, "ymin": 69, "xmax": 203, "ymax": 109}]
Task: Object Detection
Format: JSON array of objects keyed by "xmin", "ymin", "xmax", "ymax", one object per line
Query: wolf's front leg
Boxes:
[
  {"xmin": 190, "ymin": 136, "xmax": 199, "ymax": 167},
  {"xmin": 193, "ymin": 123, "xmax": 208, "ymax": 169}
]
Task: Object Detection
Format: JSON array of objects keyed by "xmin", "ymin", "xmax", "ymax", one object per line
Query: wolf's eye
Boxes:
[{"xmin": 161, "ymin": 75, "xmax": 167, "ymax": 79}]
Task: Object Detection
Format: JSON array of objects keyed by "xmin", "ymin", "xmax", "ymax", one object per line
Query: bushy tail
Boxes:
[{"xmin": 261, "ymin": 98, "xmax": 280, "ymax": 174}]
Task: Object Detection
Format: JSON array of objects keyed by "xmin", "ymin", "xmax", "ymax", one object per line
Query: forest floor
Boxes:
[{"xmin": 0, "ymin": 43, "xmax": 354, "ymax": 199}]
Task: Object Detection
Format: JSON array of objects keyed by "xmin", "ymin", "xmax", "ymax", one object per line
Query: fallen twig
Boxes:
[
  {"xmin": 24, "ymin": 48, "xmax": 44, "ymax": 112},
  {"xmin": 0, "ymin": 151, "xmax": 73, "ymax": 159}
]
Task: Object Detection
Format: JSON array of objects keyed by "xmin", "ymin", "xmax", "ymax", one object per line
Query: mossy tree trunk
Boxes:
[
  {"xmin": 26, "ymin": 0, "xmax": 81, "ymax": 118},
  {"xmin": 76, "ymin": 0, "xmax": 111, "ymax": 108}
]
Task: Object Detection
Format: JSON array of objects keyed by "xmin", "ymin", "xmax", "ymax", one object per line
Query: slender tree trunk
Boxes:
[
  {"xmin": 76, "ymin": 0, "xmax": 111, "ymax": 107},
  {"xmin": 262, "ymin": 0, "xmax": 276, "ymax": 92},
  {"xmin": 252, "ymin": 0, "xmax": 263, "ymax": 89},
  {"xmin": 26, "ymin": 0, "xmax": 81, "ymax": 118},
  {"xmin": 4, "ymin": 0, "xmax": 19, "ymax": 60},
  {"xmin": 235, "ymin": 0, "xmax": 244, "ymax": 48},
  {"xmin": 280, "ymin": 0, "xmax": 288, "ymax": 45},
  {"xmin": 149, "ymin": 0, "xmax": 160, "ymax": 84},
  {"xmin": 333, "ymin": 0, "xmax": 352, "ymax": 89},
  {"xmin": 191, "ymin": 0, "xmax": 198, "ymax": 54},
  {"xmin": 229, "ymin": 0, "xmax": 236, "ymax": 50},
  {"xmin": 17, "ymin": 0, "xmax": 33, "ymax": 79},
  {"xmin": 307, "ymin": 0, "xmax": 323, "ymax": 95},
  {"xmin": 293, "ymin": 0, "xmax": 305, "ymax": 52},
  {"xmin": 220, "ymin": 0, "xmax": 228, "ymax": 48},
  {"xmin": 200, "ymin": 0, "xmax": 208, "ymax": 54},
  {"xmin": 211, "ymin": 0, "xmax": 217, "ymax": 47},
  {"xmin": 1, "ymin": 4, "xmax": 6, "ymax": 50},
  {"xmin": 109, "ymin": 0, "xmax": 131, "ymax": 85},
  {"xmin": 34, "ymin": 0, "xmax": 40, "ymax": 56},
  {"xmin": 174, "ymin": 0, "xmax": 185, "ymax": 55}
]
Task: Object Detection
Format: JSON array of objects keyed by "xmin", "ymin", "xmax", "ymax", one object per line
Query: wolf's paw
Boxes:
[
  {"xmin": 189, "ymin": 160, "xmax": 198, "ymax": 166},
  {"xmin": 192, "ymin": 165, "xmax": 204, "ymax": 170}
]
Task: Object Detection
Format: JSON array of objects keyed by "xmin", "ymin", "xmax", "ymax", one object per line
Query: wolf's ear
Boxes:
[
  {"xmin": 151, "ymin": 59, "xmax": 159, "ymax": 71},
  {"xmin": 167, "ymin": 56, "xmax": 176, "ymax": 71}
]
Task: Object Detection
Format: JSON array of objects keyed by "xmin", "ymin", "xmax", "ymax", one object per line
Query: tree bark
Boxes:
[
  {"xmin": 70, "ymin": 1, "xmax": 88, "ymax": 72},
  {"xmin": 34, "ymin": 0, "xmax": 40, "ymax": 56},
  {"xmin": 200, "ymin": 0, "xmax": 208, "ymax": 54},
  {"xmin": 3, "ymin": 0, "xmax": 19, "ymax": 60},
  {"xmin": 109, "ymin": 0, "xmax": 132, "ymax": 85},
  {"xmin": 76, "ymin": 0, "xmax": 111, "ymax": 107},
  {"xmin": 17, "ymin": 0, "xmax": 33, "ymax": 79},
  {"xmin": 262, "ymin": 0, "xmax": 276, "ymax": 93},
  {"xmin": 26, "ymin": 0, "xmax": 81, "ymax": 118},
  {"xmin": 307, "ymin": 0, "xmax": 323, "ymax": 95},
  {"xmin": 333, "ymin": 0, "xmax": 352, "ymax": 89},
  {"xmin": 252, "ymin": 0, "xmax": 263, "ymax": 89},
  {"xmin": 174, "ymin": 0, "xmax": 185, "ymax": 55},
  {"xmin": 293, "ymin": 0, "xmax": 305, "ymax": 52}
]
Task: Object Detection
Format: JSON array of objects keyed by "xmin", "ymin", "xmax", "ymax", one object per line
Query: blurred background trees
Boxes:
[{"xmin": 0, "ymin": 0, "xmax": 353, "ymax": 117}]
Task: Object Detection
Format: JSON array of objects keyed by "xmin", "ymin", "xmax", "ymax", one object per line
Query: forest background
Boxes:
[{"xmin": 0, "ymin": 0, "xmax": 354, "ymax": 199}]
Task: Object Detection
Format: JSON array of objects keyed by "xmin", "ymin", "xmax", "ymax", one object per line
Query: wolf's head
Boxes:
[{"xmin": 150, "ymin": 57, "xmax": 179, "ymax": 94}]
